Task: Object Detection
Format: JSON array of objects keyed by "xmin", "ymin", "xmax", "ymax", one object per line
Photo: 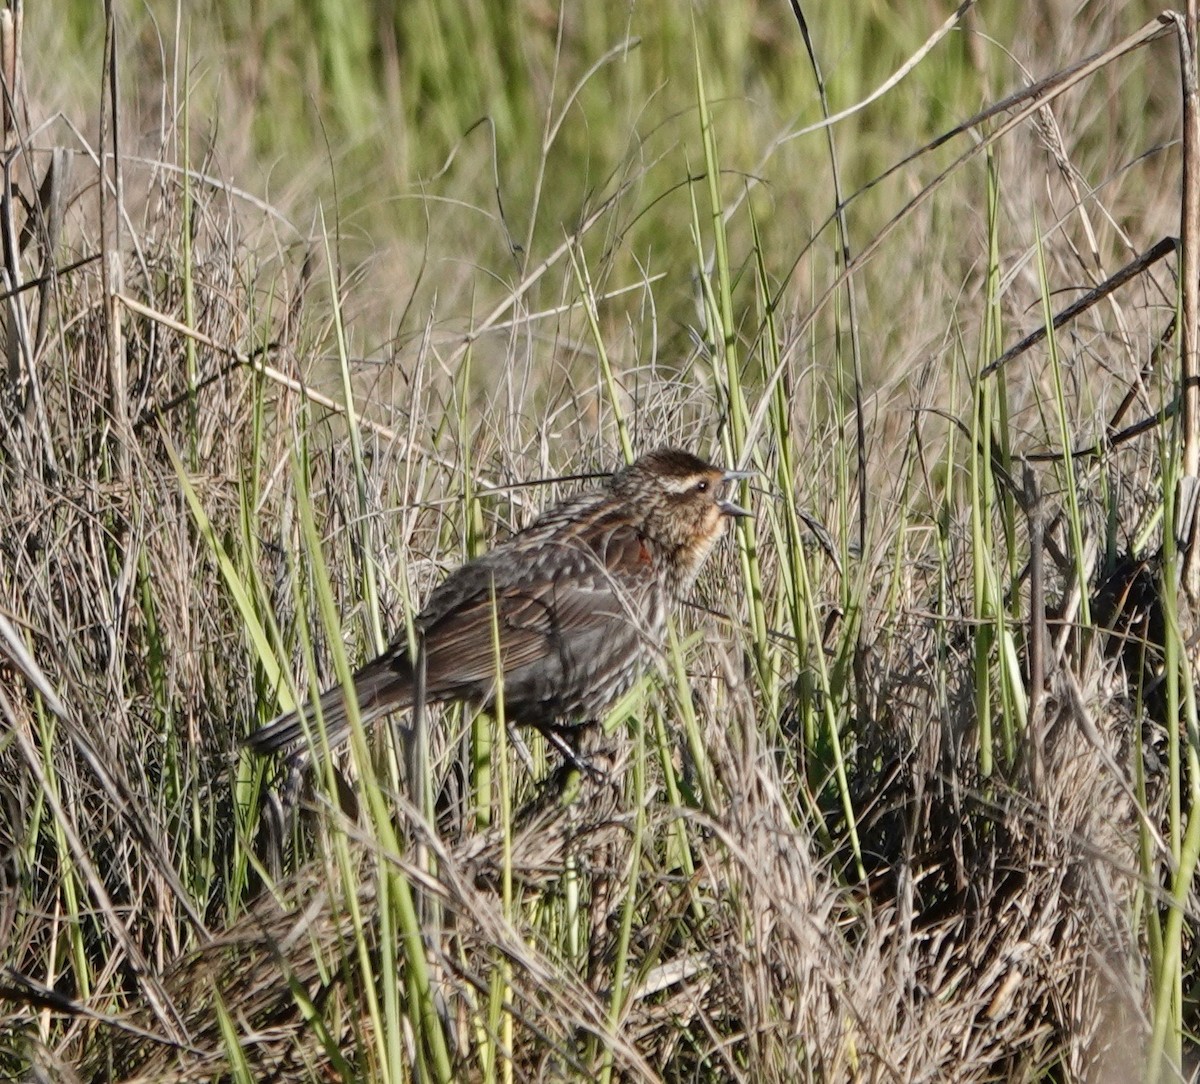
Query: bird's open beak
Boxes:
[{"xmin": 719, "ymin": 468, "xmax": 755, "ymax": 518}]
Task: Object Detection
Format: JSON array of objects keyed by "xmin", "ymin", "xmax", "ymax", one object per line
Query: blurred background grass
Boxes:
[{"xmin": 35, "ymin": 0, "xmax": 1176, "ymax": 397}]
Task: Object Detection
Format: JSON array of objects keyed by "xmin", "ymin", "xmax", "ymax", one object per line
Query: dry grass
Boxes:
[{"xmin": 1, "ymin": 2, "xmax": 1197, "ymax": 1081}]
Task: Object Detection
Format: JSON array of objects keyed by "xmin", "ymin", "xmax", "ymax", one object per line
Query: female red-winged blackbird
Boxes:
[{"xmin": 243, "ymin": 448, "xmax": 751, "ymax": 757}]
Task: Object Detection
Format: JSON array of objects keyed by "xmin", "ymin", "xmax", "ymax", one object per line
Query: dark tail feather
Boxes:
[{"xmin": 243, "ymin": 655, "xmax": 414, "ymax": 756}]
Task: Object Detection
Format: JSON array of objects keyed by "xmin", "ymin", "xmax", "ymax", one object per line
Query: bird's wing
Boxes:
[
  {"xmin": 243, "ymin": 524, "xmax": 655, "ymax": 754},
  {"xmin": 418, "ymin": 524, "xmax": 655, "ymax": 695}
]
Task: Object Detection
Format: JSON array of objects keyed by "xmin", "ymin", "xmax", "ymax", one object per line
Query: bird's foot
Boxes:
[{"xmin": 541, "ymin": 726, "xmax": 606, "ymax": 780}]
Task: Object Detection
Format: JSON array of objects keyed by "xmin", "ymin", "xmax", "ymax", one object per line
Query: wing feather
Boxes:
[{"xmin": 419, "ymin": 524, "xmax": 655, "ymax": 698}]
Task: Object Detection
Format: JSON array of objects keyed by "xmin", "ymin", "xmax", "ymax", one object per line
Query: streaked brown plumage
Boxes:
[{"xmin": 243, "ymin": 448, "xmax": 750, "ymax": 757}]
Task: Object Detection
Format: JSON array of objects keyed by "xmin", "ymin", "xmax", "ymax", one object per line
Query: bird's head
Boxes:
[{"xmin": 610, "ymin": 448, "xmax": 752, "ymax": 588}]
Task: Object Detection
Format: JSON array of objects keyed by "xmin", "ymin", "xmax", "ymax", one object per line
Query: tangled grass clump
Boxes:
[{"xmin": 1, "ymin": 3, "xmax": 1198, "ymax": 1081}]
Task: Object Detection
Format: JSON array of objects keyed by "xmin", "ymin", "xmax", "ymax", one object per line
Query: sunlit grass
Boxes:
[{"xmin": 0, "ymin": 1, "xmax": 1194, "ymax": 1080}]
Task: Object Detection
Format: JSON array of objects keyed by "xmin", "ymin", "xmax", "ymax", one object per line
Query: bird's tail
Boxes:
[{"xmin": 242, "ymin": 655, "xmax": 414, "ymax": 756}]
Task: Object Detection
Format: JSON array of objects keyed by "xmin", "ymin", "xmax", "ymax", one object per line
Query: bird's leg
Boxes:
[
  {"xmin": 250, "ymin": 750, "xmax": 308, "ymax": 885},
  {"xmin": 255, "ymin": 791, "xmax": 286, "ymax": 885},
  {"xmin": 541, "ymin": 724, "xmax": 606, "ymax": 780}
]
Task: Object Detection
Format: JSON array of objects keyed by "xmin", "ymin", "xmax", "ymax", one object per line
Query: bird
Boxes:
[{"xmin": 243, "ymin": 447, "xmax": 751, "ymax": 759}]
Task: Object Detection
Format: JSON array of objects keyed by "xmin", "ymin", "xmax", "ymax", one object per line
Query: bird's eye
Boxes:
[{"xmin": 694, "ymin": 480, "xmax": 709, "ymax": 494}]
